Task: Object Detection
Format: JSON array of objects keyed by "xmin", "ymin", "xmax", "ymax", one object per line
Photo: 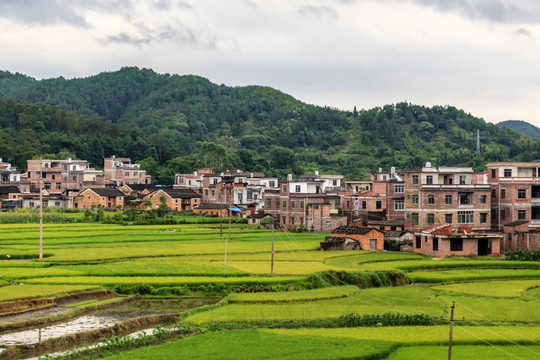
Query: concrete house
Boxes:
[
  {"xmin": 325, "ymin": 226, "xmax": 385, "ymax": 251},
  {"xmin": 104, "ymin": 156, "xmax": 151, "ymax": 186}
]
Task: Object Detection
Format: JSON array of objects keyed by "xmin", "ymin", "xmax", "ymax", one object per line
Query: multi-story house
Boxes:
[
  {"xmin": 26, "ymin": 158, "xmax": 88, "ymax": 195},
  {"xmin": 173, "ymin": 168, "xmax": 212, "ymax": 192},
  {"xmin": 404, "ymin": 164, "xmax": 491, "ymax": 232},
  {"xmin": 104, "ymin": 156, "xmax": 151, "ymax": 186},
  {"xmin": 199, "ymin": 170, "xmax": 278, "ymax": 213},
  {"xmin": 264, "ymin": 173, "xmax": 347, "ymax": 231},
  {"xmin": 0, "ymin": 158, "xmax": 21, "ymax": 183},
  {"xmin": 487, "ymin": 162, "xmax": 540, "ymax": 251}
]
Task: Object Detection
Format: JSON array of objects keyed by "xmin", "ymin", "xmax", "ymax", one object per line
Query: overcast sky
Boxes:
[{"xmin": 1, "ymin": 0, "xmax": 539, "ymax": 126}]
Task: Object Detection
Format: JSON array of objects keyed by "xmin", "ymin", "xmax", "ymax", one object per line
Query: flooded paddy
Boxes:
[{"xmin": 0, "ymin": 297, "xmax": 220, "ymax": 359}]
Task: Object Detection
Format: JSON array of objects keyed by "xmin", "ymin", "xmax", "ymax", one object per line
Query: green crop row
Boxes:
[
  {"xmin": 407, "ymin": 269, "xmax": 540, "ymax": 283},
  {"xmin": 0, "ymin": 284, "xmax": 100, "ymax": 302},
  {"xmin": 227, "ymin": 285, "xmax": 359, "ymax": 303},
  {"xmin": 432, "ymin": 279, "xmax": 540, "ymax": 298}
]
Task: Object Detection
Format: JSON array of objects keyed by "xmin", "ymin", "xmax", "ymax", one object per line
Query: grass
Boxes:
[
  {"xmin": 387, "ymin": 345, "xmax": 540, "ymax": 359},
  {"xmin": 406, "ymin": 269, "xmax": 540, "ymax": 283},
  {"xmin": 22, "ymin": 275, "xmax": 305, "ymax": 286},
  {"xmin": 432, "ymin": 279, "xmax": 540, "ymax": 298},
  {"xmin": 0, "ymin": 284, "xmax": 100, "ymax": 302},
  {"xmin": 101, "ymin": 328, "xmax": 396, "ymax": 360},
  {"xmin": 0, "ymin": 267, "xmax": 83, "ymax": 280},
  {"xmin": 66, "ymin": 297, "xmax": 125, "ymax": 308},
  {"xmin": 227, "ymin": 285, "xmax": 359, "ymax": 303},
  {"xmin": 185, "ymin": 286, "xmax": 445, "ymax": 324}
]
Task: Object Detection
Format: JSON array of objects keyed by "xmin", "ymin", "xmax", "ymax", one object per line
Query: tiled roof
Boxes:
[
  {"xmin": 162, "ymin": 188, "xmax": 201, "ymax": 199},
  {"xmin": 88, "ymin": 188, "xmax": 125, "ymax": 197},
  {"xmin": 195, "ymin": 203, "xmax": 230, "ymax": 210},
  {"xmin": 0, "ymin": 186, "xmax": 20, "ymax": 194},
  {"xmin": 124, "ymin": 184, "xmax": 157, "ymax": 191},
  {"xmin": 503, "ymin": 220, "xmax": 529, "ymax": 227},
  {"xmin": 332, "ymin": 226, "xmax": 381, "ymax": 235}
]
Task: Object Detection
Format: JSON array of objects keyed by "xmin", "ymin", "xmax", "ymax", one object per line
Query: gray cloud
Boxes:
[
  {"xmin": 105, "ymin": 33, "xmax": 152, "ymax": 47},
  {"xmin": 298, "ymin": 5, "xmax": 338, "ymax": 19},
  {"xmin": 408, "ymin": 0, "xmax": 535, "ymax": 24},
  {"xmin": 514, "ymin": 27, "xmax": 532, "ymax": 37},
  {"xmin": 0, "ymin": 0, "xmax": 89, "ymax": 27}
]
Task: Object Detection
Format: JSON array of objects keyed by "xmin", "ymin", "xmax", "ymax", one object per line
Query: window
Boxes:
[
  {"xmin": 238, "ymin": 179, "xmax": 243, "ymax": 183},
  {"xmin": 282, "ymin": 200, "xmax": 287, "ymax": 209},
  {"xmin": 518, "ymin": 210, "xmax": 526, "ymax": 220},
  {"xmin": 134, "ymin": 172, "xmax": 138, "ymax": 177},
  {"xmin": 445, "ymin": 195, "xmax": 452, "ymax": 205},
  {"xmin": 501, "ymin": 209, "xmax": 506, "ymax": 220},
  {"xmin": 362, "ymin": 201, "xmax": 366, "ymax": 209},
  {"xmin": 282, "ymin": 216, "xmax": 286, "ymax": 224},
  {"xmin": 282, "ymin": 185, "xmax": 287, "ymax": 192},
  {"xmin": 445, "ymin": 214, "xmax": 453, "ymax": 223},
  {"xmin": 428, "ymin": 195, "xmax": 434, "ymax": 204},
  {"xmin": 491, "ymin": 189, "xmax": 496, "ymax": 198},
  {"xmin": 52, "ymin": 175, "xmax": 56, "ymax": 180},
  {"xmin": 333, "ymin": 180, "xmax": 337, "ymax": 186},
  {"xmin": 394, "ymin": 200, "xmax": 404, "ymax": 211},
  {"xmin": 459, "ymin": 192, "xmax": 472, "ymax": 205},
  {"xmin": 72, "ymin": 176, "xmax": 76, "ymax": 181},
  {"xmin": 415, "ymin": 236, "xmax": 421, "ymax": 248},
  {"xmin": 427, "ymin": 213, "xmax": 434, "ymax": 224},
  {"xmin": 313, "ymin": 204, "xmax": 319, "ymax": 210},
  {"xmin": 412, "ymin": 195, "xmax": 419, "ymax": 204},
  {"xmin": 458, "ymin": 211, "xmax": 474, "ymax": 224},
  {"xmin": 56, "ymin": 183, "xmax": 61, "ymax": 190},
  {"xmin": 29, "ymin": 201, "xmax": 35, "ymax": 207},
  {"xmin": 300, "ymin": 200, "xmax": 304, "ymax": 209},
  {"xmin": 426, "ymin": 175, "xmax": 433, "ymax": 185},
  {"xmin": 44, "ymin": 182, "xmax": 51, "ymax": 190},
  {"xmin": 504, "ymin": 169, "xmax": 512, "ymax": 177},
  {"xmin": 266, "ymin": 198, "xmax": 272, "ymax": 207},
  {"xmin": 213, "ymin": 178, "xmax": 219, "ymax": 184},
  {"xmin": 480, "ymin": 213, "xmax": 487, "ymax": 223},
  {"xmin": 295, "ymin": 185, "xmax": 301, "ymax": 192},
  {"xmin": 326, "ymin": 221, "xmax": 331, "ymax": 227},
  {"xmin": 459, "ymin": 175, "xmax": 466, "ymax": 185},
  {"xmin": 501, "ymin": 189, "xmax": 506, "ymax": 199},
  {"xmin": 394, "ymin": 185, "xmax": 404, "ymax": 193},
  {"xmin": 125, "ymin": 172, "xmax": 130, "ymax": 176},
  {"xmin": 433, "ymin": 237, "xmax": 439, "ymax": 251},
  {"xmin": 376, "ymin": 201, "xmax": 381, "ymax": 209},
  {"xmin": 518, "ymin": 189, "xmax": 526, "ymax": 199},
  {"xmin": 269, "ymin": 181, "xmax": 276, "ymax": 187},
  {"xmin": 411, "ymin": 213, "xmax": 419, "ymax": 225},
  {"xmin": 412, "ymin": 175, "xmax": 419, "ymax": 185},
  {"xmin": 491, "ymin": 169, "xmax": 496, "ymax": 178},
  {"xmin": 450, "ymin": 239, "xmax": 463, "ymax": 251},
  {"xmin": 247, "ymin": 191, "xmax": 253, "ymax": 200},
  {"xmin": 291, "ymin": 200, "xmax": 295, "ymax": 208},
  {"xmin": 291, "ymin": 217, "xmax": 295, "ymax": 225},
  {"xmin": 480, "ymin": 195, "xmax": 487, "ymax": 204},
  {"xmin": 55, "ymin": 201, "xmax": 60, "ymax": 207},
  {"xmin": 211, "ymin": 190, "xmax": 215, "ymax": 197}
]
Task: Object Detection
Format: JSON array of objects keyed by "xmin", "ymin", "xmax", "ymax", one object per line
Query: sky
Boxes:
[{"xmin": 1, "ymin": 0, "xmax": 539, "ymax": 126}]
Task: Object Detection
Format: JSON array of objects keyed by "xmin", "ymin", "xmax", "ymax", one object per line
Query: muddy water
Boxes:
[{"xmin": 0, "ymin": 297, "xmax": 220, "ymax": 358}]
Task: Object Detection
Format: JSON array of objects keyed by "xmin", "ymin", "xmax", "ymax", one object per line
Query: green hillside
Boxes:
[
  {"xmin": 497, "ymin": 120, "xmax": 540, "ymax": 139},
  {"xmin": 0, "ymin": 67, "xmax": 539, "ymax": 183}
]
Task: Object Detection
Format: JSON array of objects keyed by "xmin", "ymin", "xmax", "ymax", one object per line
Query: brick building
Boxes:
[
  {"xmin": 73, "ymin": 188, "xmax": 125, "ymax": 209},
  {"xmin": 104, "ymin": 156, "xmax": 151, "ymax": 186},
  {"xmin": 143, "ymin": 188, "xmax": 201, "ymax": 211},
  {"xmin": 404, "ymin": 165, "xmax": 491, "ymax": 232}
]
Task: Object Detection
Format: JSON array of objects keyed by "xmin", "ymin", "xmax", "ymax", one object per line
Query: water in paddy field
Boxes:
[{"xmin": 0, "ymin": 297, "xmax": 221, "ymax": 359}]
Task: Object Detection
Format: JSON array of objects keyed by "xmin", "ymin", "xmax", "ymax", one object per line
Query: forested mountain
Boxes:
[
  {"xmin": 1, "ymin": 67, "xmax": 539, "ymax": 184},
  {"xmin": 497, "ymin": 120, "xmax": 540, "ymax": 140}
]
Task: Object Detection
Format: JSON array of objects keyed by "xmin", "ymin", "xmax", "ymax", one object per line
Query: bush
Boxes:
[
  {"xmin": 306, "ymin": 270, "xmax": 408, "ymax": 289},
  {"xmin": 503, "ymin": 249, "xmax": 540, "ymax": 262},
  {"xmin": 336, "ymin": 312, "xmax": 436, "ymax": 327}
]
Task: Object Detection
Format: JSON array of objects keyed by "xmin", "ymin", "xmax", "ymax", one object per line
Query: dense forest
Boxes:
[
  {"xmin": 497, "ymin": 120, "xmax": 540, "ymax": 140},
  {"xmin": 1, "ymin": 67, "xmax": 539, "ymax": 184}
]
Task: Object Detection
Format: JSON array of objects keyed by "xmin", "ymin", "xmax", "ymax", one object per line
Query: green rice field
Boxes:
[{"xmin": 0, "ymin": 222, "xmax": 539, "ymax": 359}]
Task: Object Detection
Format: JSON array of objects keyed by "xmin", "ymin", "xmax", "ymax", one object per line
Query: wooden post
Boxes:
[
  {"xmin": 270, "ymin": 216, "xmax": 274, "ymax": 275},
  {"xmin": 39, "ymin": 159, "xmax": 43, "ymax": 260}
]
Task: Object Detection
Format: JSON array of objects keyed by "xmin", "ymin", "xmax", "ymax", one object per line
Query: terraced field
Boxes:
[{"xmin": 0, "ymin": 222, "xmax": 539, "ymax": 359}]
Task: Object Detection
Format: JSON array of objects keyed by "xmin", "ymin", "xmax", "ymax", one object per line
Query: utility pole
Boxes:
[
  {"xmin": 441, "ymin": 301, "xmax": 465, "ymax": 360},
  {"xmin": 224, "ymin": 203, "xmax": 231, "ymax": 265},
  {"xmin": 39, "ymin": 159, "xmax": 43, "ymax": 260},
  {"xmin": 270, "ymin": 215, "xmax": 275, "ymax": 275},
  {"xmin": 219, "ymin": 192, "xmax": 223, "ymax": 237}
]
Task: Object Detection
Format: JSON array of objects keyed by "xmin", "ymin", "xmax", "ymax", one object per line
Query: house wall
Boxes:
[
  {"xmin": 145, "ymin": 191, "xmax": 201, "ymax": 211},
  {"xmin": 74, "ymin": 191, "xmax": 124, "ymax": 209},
  {"xmin": 413, "ymin": 235, "xmax": 500, "ymax": 257},
  {"xmin": 331, "ymin": 229, "xmax": 384, "ymax": 251}
]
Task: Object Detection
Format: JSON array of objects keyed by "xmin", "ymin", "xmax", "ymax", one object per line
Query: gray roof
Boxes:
[
  {"xmin": 162, "ymin": 188, "xmax": 201, "ymax": 199},
  {"xmin": 332, "ymin": 226, "xmax": 382, "ymax": 235},
  {"xmin": 0, "ymin": 186, "xmax": 20, "ymax": 195},
  {"xmin": 88, "ymin": 188, "xmax": 125, "ymax": 197}
]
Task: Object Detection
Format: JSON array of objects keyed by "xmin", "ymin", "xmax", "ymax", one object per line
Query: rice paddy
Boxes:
[{"xmin": 0, "ymin": 222, "xmax": 539, "ymax": 359}]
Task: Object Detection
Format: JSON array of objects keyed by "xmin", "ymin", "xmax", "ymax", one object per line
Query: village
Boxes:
[{"xmin": 1, "ymin": 156, "xmax": 540, "ymax": 258}]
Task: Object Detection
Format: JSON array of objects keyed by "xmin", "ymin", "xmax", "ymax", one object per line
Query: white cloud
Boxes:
[{"xmin": 0, "ymin": 0, "xmax": 539, "ymax": 126}]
